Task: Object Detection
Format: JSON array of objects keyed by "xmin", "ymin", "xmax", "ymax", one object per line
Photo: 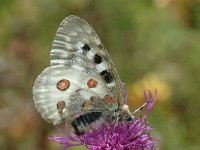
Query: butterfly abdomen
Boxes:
[{"xmin": 71, "ymin": 112, "xmax": 102, "ymax": 135}]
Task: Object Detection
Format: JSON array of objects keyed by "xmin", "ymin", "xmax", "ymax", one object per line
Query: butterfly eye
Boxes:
[
  {"xmin": 93, "ymin": 54, "xmax": 102, "ymax": 64},
  {"xmin": 82, "ymin": 43, "xmax": 91, "ymax": 51},
  {"xmin": 57, "ymin": 79, "xmax": 70, "ymax": 91},
  {"xmin": 126, "ymin": 117, "xmax": 133, "ymax": 121}
]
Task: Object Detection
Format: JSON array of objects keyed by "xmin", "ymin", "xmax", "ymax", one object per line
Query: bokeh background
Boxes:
[{"xmin": 0, "ymin": 0, "xmax": 200, "ymax": 150}]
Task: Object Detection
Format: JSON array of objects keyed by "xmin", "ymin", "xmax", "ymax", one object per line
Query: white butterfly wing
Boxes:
[
  {"xmin": 51, "ymin": 15, "xmax": 126, "ymax": 103},
  {"xmin": 33, "ymin": 16, "xmax": 126, "ymax": 125}
]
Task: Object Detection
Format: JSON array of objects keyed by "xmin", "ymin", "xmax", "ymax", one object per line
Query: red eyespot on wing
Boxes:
[
  {"xmin": 87, "ymin": 79, "xmax": 98, "ymax": 88},
  {"xmin": 103, "ymin": 95, "xmax": 111, "ymax": 104},
  {"xmin": 57, "ymin": 79, "xmax": 70, "ymax": 91},
  {"xmin": 57, "ymin": 101, "xmax": 65, "ymax": 109},
  {"xmin": 112, "ymin": 98, "xmax": 119, "ymax": 103}
]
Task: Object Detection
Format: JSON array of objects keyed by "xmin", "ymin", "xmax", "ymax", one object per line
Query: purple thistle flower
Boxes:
[{"xmin": 49, "ymin": 90, "xmax": 158, "ymax": 150}]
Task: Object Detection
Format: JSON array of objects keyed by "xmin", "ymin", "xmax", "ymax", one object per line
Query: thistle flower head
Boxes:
[{"xmin": 49, "ymin": 90, "xmax": 158, "ymax": 150}]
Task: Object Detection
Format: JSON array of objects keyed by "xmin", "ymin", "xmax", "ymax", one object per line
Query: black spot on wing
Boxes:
[
  {"xmin": 99, "ymin": 44, "xmax": 103, "ymax": 49},
  {"xmin": 82, "ymin": 43, "xmax": 91, "ymax": 51},
  {"xmin": 94, "ymin": 54, "xmax": 102, "ymax": 64},
  {"xmin": 100, "ymin": 70, "xmax": 113, "ymax": 83}
]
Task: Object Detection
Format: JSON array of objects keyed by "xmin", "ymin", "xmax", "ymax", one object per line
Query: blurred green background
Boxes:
[{"xmin": 0, "ymin": 0, "xmax": 200, "ymax": 150}]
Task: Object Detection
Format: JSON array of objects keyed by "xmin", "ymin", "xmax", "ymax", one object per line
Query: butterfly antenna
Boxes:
[{"xmin": 133, "ymin": 98, "xmax": 151, "ymax": 115}]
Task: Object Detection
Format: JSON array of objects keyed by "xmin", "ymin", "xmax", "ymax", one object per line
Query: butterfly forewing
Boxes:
[{"xmin": 51, "ymin": 16, "xmax": 126, "ymax": 103}]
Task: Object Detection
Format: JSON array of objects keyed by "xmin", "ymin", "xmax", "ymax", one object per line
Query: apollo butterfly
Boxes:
[{"xmin": 33, "ymin": 15, "xmax": 133, "ymax": 135}]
